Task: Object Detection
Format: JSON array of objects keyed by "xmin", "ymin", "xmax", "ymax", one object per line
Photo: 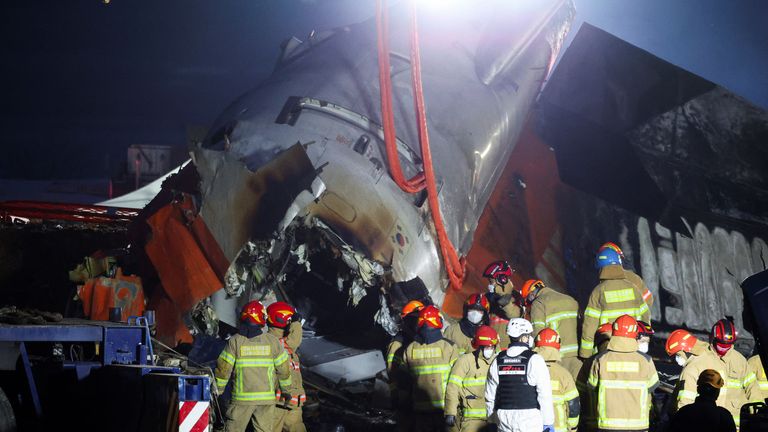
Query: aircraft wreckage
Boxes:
[{"xmin": 2, "ymin": 0, "xmax": 768, "ymax": 427}]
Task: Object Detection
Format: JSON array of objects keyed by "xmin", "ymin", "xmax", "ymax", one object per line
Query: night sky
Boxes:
[{"xmin": 2, "ymin": 0, "xmax": 766, "ymax": 180}]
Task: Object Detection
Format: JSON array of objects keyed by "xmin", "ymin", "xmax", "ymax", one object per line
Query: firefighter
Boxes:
[
  {"xmin": 266, "ymin": 301, "xmax": 306, "ymax": 432},
  {"xmin": 525, "ymin": 279, "xmax": 581, "ymax": 379},
  {"xmin": 747, "ymin": 354, "xmax": 767, "ymax": 402},
  {"xmin": 535, "ymin": 328, "xmax": 580, "ymax": 432},
  {"xmin": 666, "ymin": 329, "xmax": 709, "ymax": 367},
  {"xmin": 386, "ymin": 300, "xmax": 424, "ymax": 431},
  {"xmin": 482, "ymin": 260, "xmax": 522, "ymax": 349},
  {"xmin": 215, "ymin": 300, "xmax": 292, "ymax": 432},
  {"xmin": 670, "ymin": 369, "xmax": 737, "ymax": 432},
  {"xmin": 444, "ymin": 294, "xmax": 490, "ymax": 354},
  {"xmin": 636, "ymin": 321, "xmax": 653, "ymax": 355},
  {"xmin": 445, "ymin": 325, "xmax": 499, "ymax": 432},
  {"xmin": 402, "ymin": 305, "xmax": 459, "ymax": 431},
  {"xmin": 587, "ymin": 314, "xmax": 658, "ymax": 432},
  {"xmin": 576, "ymin": 323, "xmax": 612, "ymax": 432},
  {"xmin": 579, "ymin": 248, "xmax": 650, "ymax": 359},
  {"xmin": 597, "ymin": 242, "xmax": 653, "ymax": 310},
  {"xmin": 485, "ymin": 318, "xmax": 554, "ymax": 432}
]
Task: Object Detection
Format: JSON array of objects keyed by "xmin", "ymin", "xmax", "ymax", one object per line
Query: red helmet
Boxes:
[
  {"xmin": 417, "ymin": 305, "xmax": 443, "ymax": 329},
  {"xmin": 612, "ymin": 315, "xmax": 639, "ymax": 339},
  {"xmin": 520, "ymin": 279, "xmax": 546, "ymax": 299},
  {"xmin": 598, "ymin": 242, "xmax": 624, "ymax": 259},
  {"xmin": 535, "ymin": 328, "xmax": 561, "ymax": 350},
  {"xmin": 637, "ymin": 321, "xmax": 654, "ymax": 337},
  {"xmin": 471, "ymin": 325, "xmax": 499, "ymax": 350},
  {"xmin": 596, "ymin": 322, "xmax": 613, "ymax": 345},
  {"xmin": 241, "ymin": 300, "xmax": 266, "ymax": 326},
  {"xmin": 266, "ymin": 301, "xmax": 296, "ymax": 328},
  {"xmin": 665, "ymin": 329, "xmax": 697, "ymax": 356},
  {"xmin": 464, "ymin": 293, "xmax": 490, "ymax": 311},
  {"xmin": 483, "ymin": 260, "xmax": 514, "ymax": 285},
  {"xmin": 711, "ymin": 319, "xmax": 737, "ymax": 356},
  {"xmin": 401, "ymin": 300, "xmax": 425, "ymax": 318}
]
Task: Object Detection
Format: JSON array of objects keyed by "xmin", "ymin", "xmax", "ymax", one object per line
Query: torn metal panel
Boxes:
[{"xmin": 300, "ymin": 336, "xmax": 386, "ymax": 384}]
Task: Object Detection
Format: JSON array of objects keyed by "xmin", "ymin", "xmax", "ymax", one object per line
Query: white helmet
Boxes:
[{"xmin": 507, "ymin": 318, "xmax": 533, "ymax": 338}]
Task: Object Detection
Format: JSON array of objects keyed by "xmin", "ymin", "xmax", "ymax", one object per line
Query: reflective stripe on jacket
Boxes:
[
  {"xmin": 445, "ymin": 351, "xmax": 493, "ymax": 420},
  {"xmin": 579, "ymin": 265, "xmax": 650, "ymax": 358},
  {"xmin": 403, "ymin": 338, "xmax": 459, "ymax": 412},
  {"xmin": 214, "ymin": 332, "xmax": 291, "ymax": 405},
  {"xmin": 530, "ymin": 287, "xmax": 579, "ymax": 358},
  {"xmin": 587, "ymin": 336, "xmax": 658, "ymax": 431},
  {"xmin": 538, "ymin": 346, "xmax": 579, "ymax": 432},
  {"xmin": 625, "ymin": 269, "xmax": 653, "ymax": 310},
  {"xmin": 748, "ymin": 355, "xmax": 767, "ymax": 402}
]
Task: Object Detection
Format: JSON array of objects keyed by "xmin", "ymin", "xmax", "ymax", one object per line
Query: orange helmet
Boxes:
[
  {"xmin": 665, "ymin": 329, "xmax": 698, "ymax": 356},
  {"xmin": 401, "ymin": 300, "xmax": 425, "ymax": 318},
  {"xmin": 612, "ymin": 315, "xmax": 639, "ymax": 338},
  {"xmin": 598, "ymin": 242, "xmax": 624, "ymax": 259},
  {"xmin": 266, "ymin": 301, "xmax": 296, "ymax": 328},
  {"xmin": 465, "ymin": 293, "xmax": 490, "ymax": 311},
  {"xmin": 471, "ymin": 325, "xmax": 499, "ymax": 350},
  {"xmin": 417, "ymin": 305, "xmax": 443, "ymax": 329},
  {"xmin": 596, "ymin": 322, "xmax": 613, "ymax": 345},
  {"xmin": 535, "ymin": 328, "xmax": 561, "ymax": 350},
  {"xmin": 241, "ymin": 300, "xmax": 266, "ymax": 326},
  {"xmin": 520, "ymin": 279, "xmax": 546, "ymax": 299}
]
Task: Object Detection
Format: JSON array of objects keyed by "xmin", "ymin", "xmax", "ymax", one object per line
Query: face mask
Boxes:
[
  {"xmin": 483, "ymin": 347, "xmax": 495, "ymax": 359},
  {"xmin": 467, "ymin": 310, "xmax": 484, "ymax": 324},
  {"xmin": 638, "ymin": 341, "xmax": 649, "ymax": 354},
  {"xmin": 714, "ymin": 342, "xmax": 732, "ymax": 357},
  {"xmin": 487, "ymin": 283, "xmax": 496, "ymax": 293},
  {"xmin": 675, "ymin": 352, "xmax": 687, "ymax": 367}
]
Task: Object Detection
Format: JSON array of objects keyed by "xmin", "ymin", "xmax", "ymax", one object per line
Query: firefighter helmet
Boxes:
[
  {"xmin": 596, "ymin": 322, "xmax": 613, "ymax": 346},
  {"xmin": 637, "ymin": 320, "xmax": 655, "ymax": 337},
  {"xmin": 471, "ymin": 325, "xmax": 499, "ymax": 350},
  {"xmin": 266, "ymin": 301, "xmax": 296, "ymax": 328},
  {"xmin": 464, "ymin": 293, "xmax": 490, "ymax": 311},
  {"xmin": 401, "ymin": 300, "xmax": 425, "ymax": 318},
  {"xmin": 711, "ymin": 318, "xmax": 737, "ymax": 344},
  {"xmin": 665, "ymin": 329, "xmax": 697, "ymax": 356},
  {"xmin": 612, "ymin": 315, "xmax": 639, "ymax": 338},
  {"xmin": 599, "ymin": 242, "xmax": 625, "ymax": 259},
  {"xmin": 535, "ymin": 328, "xmax": 561, "ymax": 350},
  {"xmin": 241, "ymin": 300, "xmax": 267, "ymax": 326},
  {"xmin": 417, "ymin": 305, "xmax": 443, "ymax": 329},
  {"xmin": 520, "ymin": 279, "xmax": 546, "ymax": 299},
  {"xmin": 507, "ymin": 318, "xmax": 533, "ymax": 338},
  {"xmin": 596, "ymin": 248, "xmax": 622, "ymax": 269},
  {"xmin": 482, "ymin": 260, "xmax": 514, "ymax": 285}
]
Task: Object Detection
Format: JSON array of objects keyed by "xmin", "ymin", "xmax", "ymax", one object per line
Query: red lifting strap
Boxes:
[{"xmin": 375, "ymin": 0, "xmax": 466, "ymax": 291}]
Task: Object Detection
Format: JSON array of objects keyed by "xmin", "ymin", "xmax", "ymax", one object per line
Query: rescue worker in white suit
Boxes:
[{"xmin": 485, "ymin": 318, "xmax": 555, "ymax": 432}]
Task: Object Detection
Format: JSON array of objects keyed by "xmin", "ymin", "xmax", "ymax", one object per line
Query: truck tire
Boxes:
[{"xmin": 0, "ymin": 386, "xmax": 16, "ymax": 432}]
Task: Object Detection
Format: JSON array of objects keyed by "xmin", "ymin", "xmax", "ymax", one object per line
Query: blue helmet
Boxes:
[{"xmin": 596, "ymin": 248, "xmax": 622, "ymax": 269}]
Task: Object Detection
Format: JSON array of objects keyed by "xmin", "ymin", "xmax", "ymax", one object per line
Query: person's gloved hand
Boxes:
[
  {"xmin": 543, "ymin": 425, "xmax": 554, "ymax": 432},
  {"xmin": 281, "ymin": 392, "xmax": 292, "ymax": 405},
  {"xmin": 445, "ymin": 415, "xmax": 456, "ymax": 427}
]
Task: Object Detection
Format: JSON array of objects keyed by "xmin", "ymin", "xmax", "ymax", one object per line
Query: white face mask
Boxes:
[
  {"xmin": 675, "ymin": 353, "xmax": 687, "ymax": 367},
  {"xmin": 487, "ymin": 283, "xmax": 496, "ymax": 293},
  {"xmin": 483, "ymin": 347, "xmax": 495, "ymax": 359},
  {"xmin": 638, "ymin": 341, "xmax": 649, "ymax": 353},
  {"xmin": 467, "ymin": 310, "xmax": 484, "ymax": 324}
]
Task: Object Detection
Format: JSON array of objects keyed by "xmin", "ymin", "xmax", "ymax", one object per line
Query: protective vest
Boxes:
[
  {"xmin": 748, "ymin": 355, "xmax": 767, "ymax": 402},
  {"xmin": 268, "ymin": 321, "xmax": 305, "ymax": 406},
  {"xmin": 580, "ymin": 265, "xmax": 650, "ymax": 358},
  {"xmin": 444, "ymin": 321, "xmax": 474, "ymax": 355},
  {"xmin": 496, "ymin": 348, "xmax": 540, "ymax": 410},
  {"xmin": 403, "ymin": 338, "xmax": 459, "ymax": 412},
  {"xmin": 530, "ymin": 287, "xmax": 579, "ymax": 358},
  {"xmin": 445, "ymin": 351, "xmax": 493, "ymax": 420},
  {"xmin": 538, "ymin": 346, "xmax": 580, "ymax": 432},
  {"xmin": 587, "ymin": 336, "xmax": 658, "ymax": 431},
  {"xmin": 214, "ymin": 332, "xmax": 292, "ymax": 405}
]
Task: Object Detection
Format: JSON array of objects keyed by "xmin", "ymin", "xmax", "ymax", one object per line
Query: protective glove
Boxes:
[
  {"xmin": 281, "ymin": 392, "xmax": 292, "ymax": 405},
  {"xmin": 543, "ymin": 425, "xmax": 554, "ymax": 432},
  {"xmin": 445, "ymin": 415, "xmax": 456, "ymax": 427},
  {"xmin": 291, "ymin": 312, "xmax": 304, "ymax": 324}
]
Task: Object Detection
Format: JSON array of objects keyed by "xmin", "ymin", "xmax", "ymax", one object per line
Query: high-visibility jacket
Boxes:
[
  {"xmin": 748, "ymin": 355, "xmax": 767, "ymax": 402},
  {"xmin": 215, "ymin": 332, "xmax": 292, "ymax": 405},
  {"xmin": 403, "ymin": 338, "xmax": 459, "ymax": 412},
  {"xmin": 530, "ymin": 287, "xmax": 579, "ymax": 359},
  {"xmin": 576, "ymin": 339, "xmax": 610, "ymax": 432},
  {"xmin": 268, "ymin": 321, "xmax": 305, "ymax": 407},
  {"xmin": 676, "ymin": 344, "xmax": 756, "ymax": 429},
  {"xmin": 579, "ymin": 265, "xmax": 650, "ymax": 358},
  {"xmin": 625, "ymin": 269, "xmax": 653, "ymax": 310},
  {"xmin": 444, "ymin": 321, "xmax": 474, "ymax": 355},
  {"xmin": 445, "ymin": 351, "xmax": 493, "ymax": 423},
  {"xmin": 587, "ymin": 336, "xmax": 659, "ymax": 431},
  {"xmin": 538, "ymin": 346, "xmax": 579, "ymax": 432},
  {"xmin": 491, "ymin": 317, "xmax": 511, "ymax": 350}
]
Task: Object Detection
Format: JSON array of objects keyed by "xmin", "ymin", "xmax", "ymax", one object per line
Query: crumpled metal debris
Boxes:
[
  {"xmin": 190, "ymin": 300, "xmax": 219, "ymax": 337},
  {"xmin": 373, "ymin": 294, "xmax": 399, "ymax": 336}
]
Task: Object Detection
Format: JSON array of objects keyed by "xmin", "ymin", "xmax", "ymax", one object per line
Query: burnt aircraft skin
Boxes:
[{"xmin": 191, "ymin": 0, "xmax": 575, "ymax": 325}]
